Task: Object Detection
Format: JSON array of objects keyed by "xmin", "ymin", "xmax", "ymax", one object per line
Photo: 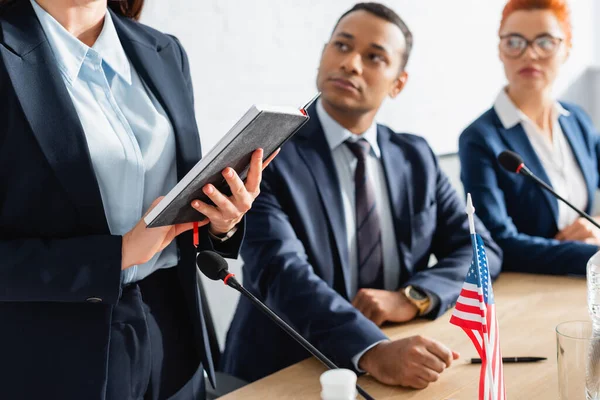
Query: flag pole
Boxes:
[
  {"xmin": 466, "ymin": 193, "xmax": 476, "ymax": 235},
  {"xmin": 466, "ymin": 194, "xmax": 497, "ymax": 399}
]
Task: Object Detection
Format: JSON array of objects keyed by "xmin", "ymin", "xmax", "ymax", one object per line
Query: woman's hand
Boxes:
[
  {"xmin": 121, "ymin": 197, "xmax": 208, "ymax": 270},
  {"xmin": 121, "ymin": 148, "xmax": 280, "ymax": 270},
  {"xmin": 555, "ymin": 217, "xmax": 600, "ymax": 245},
  {"xmin": 190, "ymin": 148, "xmax": 279, "ymax": 236}
]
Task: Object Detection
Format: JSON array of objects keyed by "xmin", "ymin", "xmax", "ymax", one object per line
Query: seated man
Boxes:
[{"xmin": 221, "ymin": 2, "xmax": 502, "ymax": 389}]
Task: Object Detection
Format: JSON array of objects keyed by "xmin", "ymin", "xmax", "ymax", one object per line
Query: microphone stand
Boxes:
[
  {"xmin": 225, "ymin": 277, "xmax": 376, "ymax": 400},
  {"xmin": 519, "ymin": 166, "xmax": 600, "ymax": 230}
]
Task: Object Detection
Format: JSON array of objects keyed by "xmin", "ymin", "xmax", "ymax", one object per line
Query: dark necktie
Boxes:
[{"xmin": 345, "ymin": 139, "xmax": 384, "ymax": 289}]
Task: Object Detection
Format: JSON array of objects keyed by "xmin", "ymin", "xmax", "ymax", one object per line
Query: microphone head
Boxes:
[
  {"xmin": 196, "ymin": 251, "xmax": 229, "ymax": 281},
  {"xmin": 497, "ymin": 150, "xmax": 525, "ymax": 173}
]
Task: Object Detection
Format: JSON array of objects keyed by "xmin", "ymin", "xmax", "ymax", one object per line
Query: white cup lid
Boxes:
[{"xmin": 320, "ymin": 369, "xmax": 357, "ymax": 398}]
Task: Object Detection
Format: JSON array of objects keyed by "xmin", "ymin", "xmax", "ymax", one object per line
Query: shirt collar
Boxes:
[
  {"xmin": 493, "ymin": 88, "xmax": 570, "ymax": 129},
  {"xmin": 316, "ymin": 99, "xmax": 381, "ymax": 158},
  {"xmin": 30, "ymin": 0, "xmax": 132, "ymax": 85},
  {"xmin": 92, "ymin": 10, "xmax": 132, "ymax": 84}
]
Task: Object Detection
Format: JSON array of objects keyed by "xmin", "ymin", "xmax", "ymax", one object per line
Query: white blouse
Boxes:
[{"xmin": 494, "ymin": 89, "xmax": 588, "ymax": 230}]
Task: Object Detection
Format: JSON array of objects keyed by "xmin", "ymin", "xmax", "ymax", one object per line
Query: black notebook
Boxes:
[{"xmin": 144, "ymin": 103, "xmax": 311, "ymax": 227}]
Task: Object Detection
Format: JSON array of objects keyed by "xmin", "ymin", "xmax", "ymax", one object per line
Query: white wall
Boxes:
[
  {"xmin": 142, "ymin": 0, "xmax": 595, "ymax": 155},
  {"xmin": 140, "ymin": 0, "xmax": 597, "ymax": 347}
]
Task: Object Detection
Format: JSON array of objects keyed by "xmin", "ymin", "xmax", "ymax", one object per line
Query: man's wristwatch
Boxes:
[{"xmin": 403, "ymin": 285, "xmax": 431, "ymax": 316}]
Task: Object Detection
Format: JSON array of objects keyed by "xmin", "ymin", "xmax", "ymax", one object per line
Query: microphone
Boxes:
[
  {"xmin": 497, "ymin": 150, "xmax": 600, "ymax": 231},
  {"xmin": 196, "ymin": 251, "xmax": 376, "ymax": 400}
]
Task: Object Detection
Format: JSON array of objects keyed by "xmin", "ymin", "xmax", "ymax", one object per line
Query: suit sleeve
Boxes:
[
  {"xmin": 459, "ymin": 125, "xmax": 597, "ymax": 276},
  {"xmin": 197, "ymin": 220, "xmax": 245, "ymax": 260},
  {"xmin": 404, "ymin": 145, "xmax": 503, "ymax": 318},
  {"xmin": 0, "ymin": 235, "xmax": 123, "ymax": 304},
  {"xmin": 240, "ymin": 165, "xmax": 387, "ymax": 371}
]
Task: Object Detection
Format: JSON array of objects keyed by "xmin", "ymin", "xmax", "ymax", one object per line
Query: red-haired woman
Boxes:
[
  {"xmin": 459, "ymin": 0, "xmax": 600, "ymax": 275},
  {"xmin": 0, "ymin": 0, "xmax": 272, "ymax": 399}
]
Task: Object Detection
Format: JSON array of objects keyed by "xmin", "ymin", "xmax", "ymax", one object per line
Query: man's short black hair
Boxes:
[{"xmin": 333, "ymin": 2, "xmax": 413, "ymax": 70}]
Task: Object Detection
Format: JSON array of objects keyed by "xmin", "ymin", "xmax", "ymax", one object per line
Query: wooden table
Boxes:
[{"xmin": 221, "ymin": 273, "xmax": 588, "ymax": 399}]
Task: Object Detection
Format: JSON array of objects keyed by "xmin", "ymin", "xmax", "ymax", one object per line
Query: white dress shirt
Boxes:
[
  {"xmin": 494, "ymin": 89, "xmax": 588, "ymax": 230},
  {"xmin": 317, "ymin": 100, "xmax": 401, "ymax": 299},
  {"xmin": 31, "ymin": 1, "xmax": 178, "ymax": 283},
  {"xmin": 316, "ymin": 100, "xmax": 403, "ymax": 369}
]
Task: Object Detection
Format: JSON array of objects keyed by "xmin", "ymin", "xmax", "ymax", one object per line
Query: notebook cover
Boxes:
[{"xmin": 145, "ymin": 108, "xmax": 308, "ymax": 227}]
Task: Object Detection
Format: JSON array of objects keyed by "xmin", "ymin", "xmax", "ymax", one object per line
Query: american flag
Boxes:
[{"xmin": 450, "ymin": 233, "xmax": 505, "ymax": 400}]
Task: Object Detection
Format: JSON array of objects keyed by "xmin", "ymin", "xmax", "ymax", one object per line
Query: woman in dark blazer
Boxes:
[
  {"xmin": 459, "ymin": 0, "xmax": 600, "ymax": 276},
  {"xmin": 0, "ymin": 0, "xmax": 271, "ymax": 399}
]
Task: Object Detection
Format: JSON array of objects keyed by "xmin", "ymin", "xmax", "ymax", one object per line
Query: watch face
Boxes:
[{"xmin": 409, "ymin": 286, "xmax": 427, "ymax": 301}]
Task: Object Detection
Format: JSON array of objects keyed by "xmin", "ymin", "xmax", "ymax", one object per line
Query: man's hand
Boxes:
[
  {"xmin": 352, "ymin": 288, "xmax": 419, "ymax": 326},
  {"xmin": 359, "ymin": 337, "xmax": 460, "ymax": 389},
  {"xmin": 555, "ymin": 217, "xmax": 600, "ymax": 245}
]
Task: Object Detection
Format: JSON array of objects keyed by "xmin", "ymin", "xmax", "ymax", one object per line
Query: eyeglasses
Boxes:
[{"xmin": 499, "ymin": 34, "xmax": 564, "ymax": 59}]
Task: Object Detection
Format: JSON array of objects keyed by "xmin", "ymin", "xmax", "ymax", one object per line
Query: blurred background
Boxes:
[{"xmin": 140, "ymin": 0, "xmax": 600, "ymax": 348}]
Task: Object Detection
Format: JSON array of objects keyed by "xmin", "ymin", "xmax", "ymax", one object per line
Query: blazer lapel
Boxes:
[
  {"xmin": 111, "ymin": 12, "xmax": 200, "ymax": 179},
  {"xmin": 378, "ymin": 129, "xmax": 411, "ymax": 278},
  {"xmin": 0, "ymin": 1, "xmax": 108, "ymax": 232},
  {"xmin": 496, "ymin": 117, "xmax": 559, "ymax": 221},
  {"xmin": 559, "ymin": 113, "xmax": 595, "ymax": 213},
  {"xmin": 295, "ymin": 109, "xmax": 352, "ymax": 297}
]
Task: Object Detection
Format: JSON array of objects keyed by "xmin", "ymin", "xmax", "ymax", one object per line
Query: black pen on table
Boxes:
[{"xmin": 469, "ymin": 357, "xmax": 547, "ymax": 364}]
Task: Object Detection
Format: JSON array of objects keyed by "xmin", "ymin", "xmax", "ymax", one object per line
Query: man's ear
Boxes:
[{"xmin": 389, "ymin": 71, "xmax": 408, "ymax": 99}]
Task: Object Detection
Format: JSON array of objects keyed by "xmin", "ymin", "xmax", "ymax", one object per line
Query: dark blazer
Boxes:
[
  {"xmin": 0, "ymin": 2, "xmax": 242, "ymax": 399},
  {"xmin": 459, "ymin": 104, "xmax": 600, "ymax": 275},
  {"xmin": 220, "ymin": 106, "xmax": 501, "ymax": 382}
]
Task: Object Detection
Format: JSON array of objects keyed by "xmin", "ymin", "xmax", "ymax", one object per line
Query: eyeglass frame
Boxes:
[{"xmin": 499, "ymin": 33, "xmax": 564, "ymax": 59}]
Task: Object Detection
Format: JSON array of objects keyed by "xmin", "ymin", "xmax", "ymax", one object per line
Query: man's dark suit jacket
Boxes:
[
  {"xmin": 0, "ymin": 2, "xmax": 242, "ymax": 398},
  {"xmin": 221, "ymin": 105, "xmax": 502, "ymax": 382}
]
